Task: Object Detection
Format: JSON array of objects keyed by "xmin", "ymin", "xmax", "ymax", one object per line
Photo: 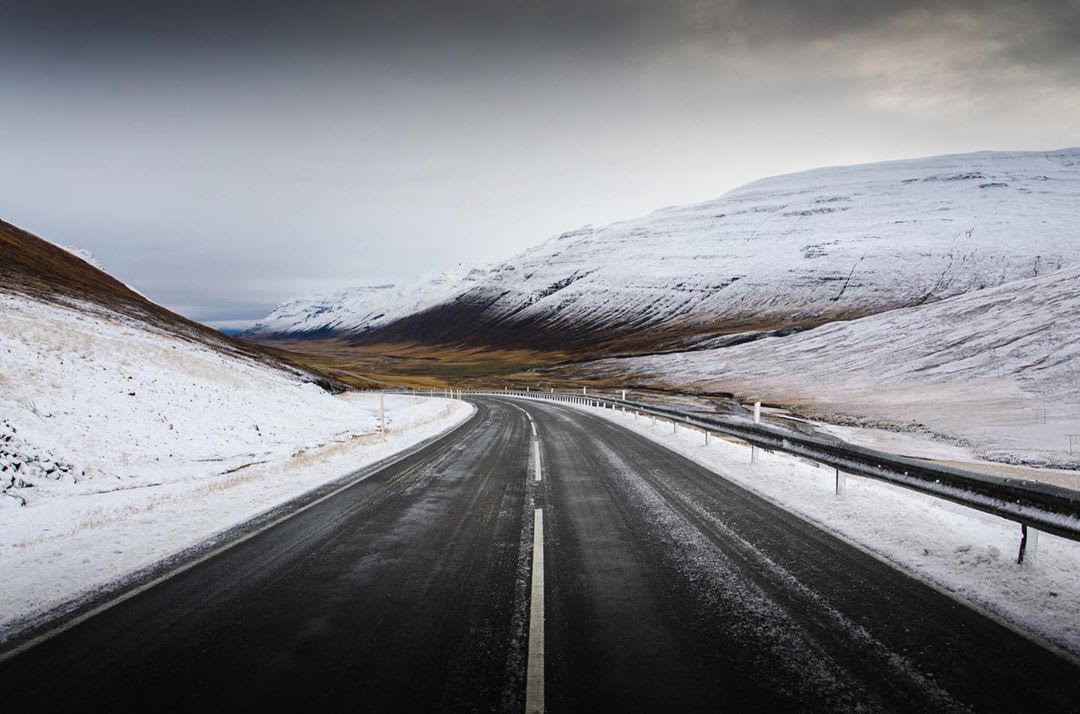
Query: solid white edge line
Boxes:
[
  {"xmin": 526, "ymin": 508, "xmax": 545, "ymax": 714},
  {"xmin": 0, "ymin": 405, "xmax": 476, "ymax": 665}
]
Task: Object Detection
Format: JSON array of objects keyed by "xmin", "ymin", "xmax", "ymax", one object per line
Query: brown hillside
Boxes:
[{"xmin": 0, "ymin": 218, "xmax": 342, "ymax": 389}]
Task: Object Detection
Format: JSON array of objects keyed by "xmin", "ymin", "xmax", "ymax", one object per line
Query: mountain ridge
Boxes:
[{"xmin": 246, "ymin": 147, "xmax": 1080, "ymax": 354}]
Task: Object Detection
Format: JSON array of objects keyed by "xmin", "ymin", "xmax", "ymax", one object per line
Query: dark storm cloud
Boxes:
[
  {"xmin": 5, "ymin": 1, "xmax": 1077, "ymax": 53},
  {"xmin": 0, "ymin": 1, "xmax": 640, "ymax": 57},
  {"xmin": 1, "ymin": 1, "xmax": 1078, "ymax": 321}
]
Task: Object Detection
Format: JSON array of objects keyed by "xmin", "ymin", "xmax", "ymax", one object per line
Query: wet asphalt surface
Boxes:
[{"xmin": 2, "ymin": 397, "xmax": 1078, "ymax": 712}]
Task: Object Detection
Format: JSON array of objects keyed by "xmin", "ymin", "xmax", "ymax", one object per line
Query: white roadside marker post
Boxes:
[
  {"xmin": 751, "ymin": 401, "xmax": 761, "ymax": 464},
  {"xmin": 380, "ymin": 392, "xmax": 386, "ymax": 442},
  {"xmin": 621, "ymin": 389, "xmax": 626, "ymax": 401},
  {"xmin": 1018, "ymin": 524, "xmax": 1040, "ymax": 564},
  {"xmin": 835, "ymin": 468, "xmax": 846, "ymax": 496}
]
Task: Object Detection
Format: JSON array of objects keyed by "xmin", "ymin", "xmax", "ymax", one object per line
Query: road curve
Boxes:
[{"xmin": 1, "ymin": 396, "xmax": 1077, "ymax": 712}]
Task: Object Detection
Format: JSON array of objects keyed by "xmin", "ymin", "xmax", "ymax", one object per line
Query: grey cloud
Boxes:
[{"xmin": 1, "ymin": 1, "xmax": 1077, "ymax": 321}]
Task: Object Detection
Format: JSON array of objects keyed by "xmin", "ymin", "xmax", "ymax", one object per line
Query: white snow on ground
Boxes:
[
  {"xmin": 249, "ymin": 148, "xmax": 1080, "ymax": 340},
  {"xmin": 560, "ymin": 400, "xmax": 1080, "ymax": 658},
  {"xmin": 799, "ymin": 419, "xmax": 978, "ymax": 462},
  {"xmin": 0, "ymin": 293, "xmax": 472, "ymax": 632},
  {"xmin": 577, "ymin": 264, "xmax": 1080, "ymax": 470}
]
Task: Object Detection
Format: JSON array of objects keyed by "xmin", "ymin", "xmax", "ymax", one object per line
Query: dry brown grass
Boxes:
[
  {"xmin": 253, "ymin": 337, "xmax": 577, "ymax": 390},
  {"xmin": 249, "ymin": 310, "xmax": 877, "ymax": 394}
]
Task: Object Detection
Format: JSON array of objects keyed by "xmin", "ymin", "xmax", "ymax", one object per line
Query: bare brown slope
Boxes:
[
  {"xmin": 330, "ymin": 292, "xmax": 862, "ymax": 358},
  {"xmin": 250, "ymin": 292, "xmax": 868, "ymax": 389},
  {"xmin": 0, "ymin": 218, "xmax": 342, "ymax": 390}
]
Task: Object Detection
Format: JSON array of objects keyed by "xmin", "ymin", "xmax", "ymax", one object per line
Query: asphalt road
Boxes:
[{"xmin": 3, "ymin": 397, "xmax": 1078, "ymax": 712}]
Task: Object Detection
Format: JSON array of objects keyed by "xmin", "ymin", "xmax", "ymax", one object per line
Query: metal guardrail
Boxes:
[{"xmin": 379, "ymin": 388, "xmax": 1080, "ymax": 554}]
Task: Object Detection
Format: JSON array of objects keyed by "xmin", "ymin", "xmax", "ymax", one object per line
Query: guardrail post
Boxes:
[
  {"xmin": 751, "ymin": 444, "xmax": 758, "ymax": 464},
  {"xmin": 835, "ymin": 468, "xmax": 846, "ymax": 496},
  {"xmin": 1018, "ymin": 524, "xmax": 1040, "ymax": 564}
]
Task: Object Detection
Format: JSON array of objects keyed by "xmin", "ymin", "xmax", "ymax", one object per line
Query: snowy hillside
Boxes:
[
  {"xmin": 0, "ymin": 291, "xmax": 472, "ymax": 630},
  {"xmin": 1, "ymin": 293, "xmax": 370, "ymax": 500},
  {"xmin": 570, "ymin": 265, "xmax": 1080, "ymax": 467},
  {"xmin": 248, "ymin": 148, "xmax": 1080, "ymax": 352},
  {"xmin": 0, "ymin": 218, "xmax": 474, "ymax": 633},
  {"xmin": 247, "ymin": 265, "xmax": 491, "ymax": 337}
]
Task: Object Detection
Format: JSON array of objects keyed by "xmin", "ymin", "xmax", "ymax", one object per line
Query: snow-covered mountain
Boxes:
[
  {"xmin": 248, "ymin": 148, "xmax": 1080, "ymax": 352},
  {"xmin": 246, "ymin": 265, "xmax": 491, "ymax": 337}
]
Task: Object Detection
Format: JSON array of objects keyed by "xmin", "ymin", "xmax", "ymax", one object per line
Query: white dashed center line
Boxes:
[
  {"xmin": 526, "ymin": 508, "xmax": 545, "ymax": 714},
  {"xmin": 532, "ymin": 439, "xmax": 542, "ymax": 482}
]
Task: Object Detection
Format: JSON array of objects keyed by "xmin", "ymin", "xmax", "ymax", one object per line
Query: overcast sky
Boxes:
[{"xmin": 2, "ymin": 1, "xmax": 1078, "ymax": 322}]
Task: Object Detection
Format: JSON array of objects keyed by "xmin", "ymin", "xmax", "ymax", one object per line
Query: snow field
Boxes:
[{"xmin": 568, "ymin": 401, "xmax": 1080, "ymax": 659}]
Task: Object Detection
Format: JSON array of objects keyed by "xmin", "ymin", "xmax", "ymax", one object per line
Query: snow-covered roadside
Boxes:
[
  {"xmin": 561, "ymin": 401, "xmax": 1080, "ymax": 658},
  {"xmin": 0, "ymin": 394, "xmax": 471, "ymax": 635},
  {"xmin": 0, "ymin": 292, "xmax": 473, "ymax": 634}
]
